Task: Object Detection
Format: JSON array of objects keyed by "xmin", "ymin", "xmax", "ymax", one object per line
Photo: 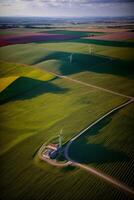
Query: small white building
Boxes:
[{"xmin": 42, "ymin": 144, "xmax": 59, "ymax": 159}]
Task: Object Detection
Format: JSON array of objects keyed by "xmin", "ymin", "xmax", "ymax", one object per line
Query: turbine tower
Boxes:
[
  {"xmin": 69, "ymin": 53, "xmax": 73, "ymax": 64},
  {"xmin": 89, "ymin": 44, "xmax": 92, "ymax": 55},
  {"xmin": 58, "ymin": 129, "xmax": 63, "ymax": 148}
]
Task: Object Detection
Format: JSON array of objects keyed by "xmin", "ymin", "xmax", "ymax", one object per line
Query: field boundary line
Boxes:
[{"xmin": 49, "ymin": 71, "xmax": 133, "ymax": 99}]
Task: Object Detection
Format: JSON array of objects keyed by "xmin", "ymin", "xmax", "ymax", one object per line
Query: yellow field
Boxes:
[{"xmin": 0, "ymin": 76, "xmax": 19, "ymax": 92}]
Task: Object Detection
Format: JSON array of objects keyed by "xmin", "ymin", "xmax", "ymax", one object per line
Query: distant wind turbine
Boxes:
[
  {"xmin": 58, "ymin": 129, "xmax": 63, "ymax": 148},
  {"xmin": 89, "ymin": 45, "xmax": 93, "ymax": 55},
  {"xmin": 69, "ymin": 53, "xmax": 73, "ymax": 63}
]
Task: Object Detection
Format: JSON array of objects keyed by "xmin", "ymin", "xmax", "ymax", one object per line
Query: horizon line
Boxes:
[{"xmin": 0, "ymin": 15, "xmax": 134, "ymax": 18}]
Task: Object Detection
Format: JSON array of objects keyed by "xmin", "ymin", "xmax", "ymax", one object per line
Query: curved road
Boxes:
[{"xmin": 64, "ymin": 98, "xmax": 134, "ymax": 197}]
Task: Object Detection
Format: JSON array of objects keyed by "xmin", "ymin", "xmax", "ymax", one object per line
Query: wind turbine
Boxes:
[
  {"xmin": 69, "ymin": 53, "xmax": 73, "ymax": 64},
  {"xmin": 89, "ymin": 44, "xmax": 92, "ymax": 55},
  {"xmin": 58, "ymin": 129, "xmax": 63, "ymax": 148}
]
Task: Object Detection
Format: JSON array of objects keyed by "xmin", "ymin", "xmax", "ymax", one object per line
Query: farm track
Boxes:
[
  {"xmin": 73, "ymin": 162, "xmax": 134, "ymax": 197},
  {"xmin": 50, "ymin": 71, "xmax": 133, "ymax": 100}
]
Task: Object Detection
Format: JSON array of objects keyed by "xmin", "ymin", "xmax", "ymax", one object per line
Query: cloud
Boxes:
[
  {"xmin": 40, "ymin": 0, "xmax": 134, "ymax": 3},
  {"xmin": 1, "ymin": 0, "xmax": 134, "ymax": 7},
  {"xmin": 36, "ymin": 0, "xmax": 134, "ymax": 9},
  {"xmin": 0, "ymin": 0, "xmax": 134, "ymax": 17},
  {"xmin": 19, "ymin": 0, "xmax": 134, "ymax": 4},
  {"xmin": 28, "ymin": 0, "xmax": 134, "ymax": 7}
]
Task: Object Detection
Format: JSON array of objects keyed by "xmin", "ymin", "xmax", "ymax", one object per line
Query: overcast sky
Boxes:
[{"xmin": 0, "ymin": 0, "xmax": 134, "ymax": 17}]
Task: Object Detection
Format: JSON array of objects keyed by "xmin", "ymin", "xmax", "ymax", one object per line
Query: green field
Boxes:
[
  {"xmin": 0, "ymin": 27, "xmax": 134, "ymax": 200},
  {"xmin": 0, "ymin": 41, "xmax": 133, "ymax": 96},
  {"xmin": 42, "ymin": 29, "xmax": 104, "ymax": 36},
  {"xmin": 0, "ymin": 61, "xmax": 125, "ymax": 155}
]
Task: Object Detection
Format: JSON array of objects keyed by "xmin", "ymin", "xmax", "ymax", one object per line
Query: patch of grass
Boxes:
[
  {"xmin": 0, "ymin": 42, "xmax": 133, "ymax": 96},
  {"xmin": 95, "ymin": 47, "xmax": 134, "ymax": 60},
  {"xmin": 0, "ymin": 60, "xmax": 54, "ymax": 80},
  {"xmin": 75, "ymin": 38, "xmax": 134, "ymax": 48},
  {"xmin": 0, "ymin": 76, "xmax": 67, "ymax": 105},
  {"xmin": 1, "ymin": 136, "xmax": 126, "ymax": 200},
  {"xmin": 42, "ymin": 30, "xmax": 103, "ymax": 36}
]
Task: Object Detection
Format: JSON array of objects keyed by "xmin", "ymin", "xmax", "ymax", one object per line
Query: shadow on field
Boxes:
[
  {"xmin": 36, "ymin": 37, "xmax": 134, "ymax": 48},
  {"xmin": 69, "ymin": 114, "xmax": 129, "ymax": 164},
  {"xmin": 75, "ymin": 38, "xmax": 134, "ymax": 48},
  {"xmin": 60, "ymin": 165, "xmax": 76, "ymax": 173},
  {"xmin": 41, "ymin": 30, "xmax": 99, "ymax": 37},
  {"xmin": 35, "ymin": 51, "xmax": 134, "ymax": 79},
  {"xmin": 0, "ymin": 76, "xmax": 69, "ymax": 104}
]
